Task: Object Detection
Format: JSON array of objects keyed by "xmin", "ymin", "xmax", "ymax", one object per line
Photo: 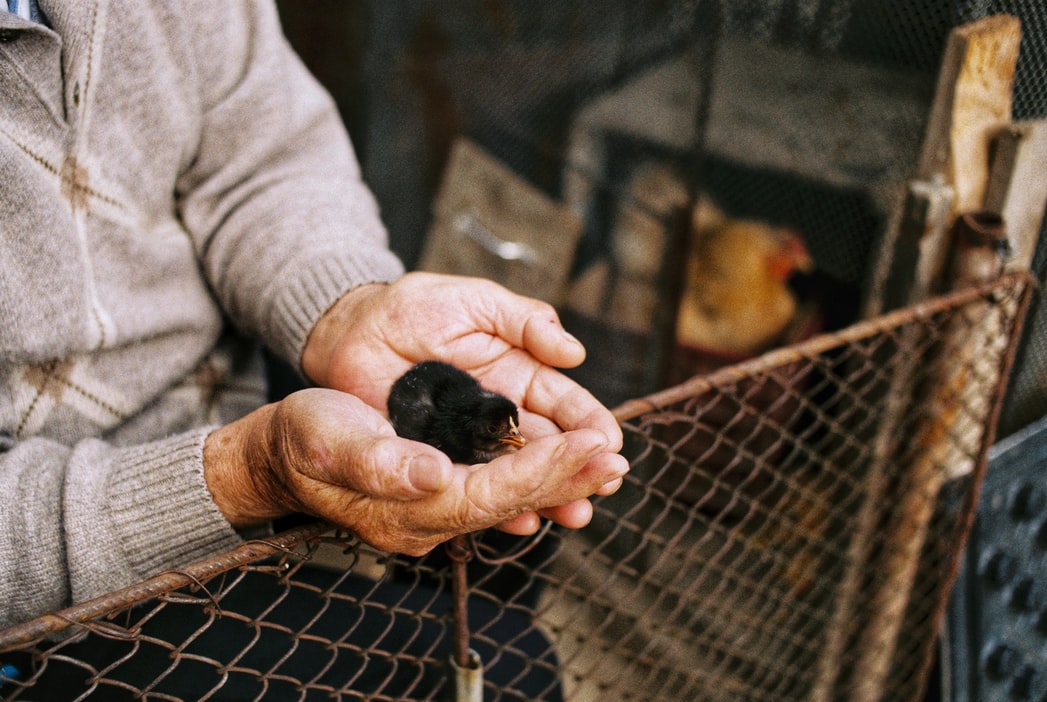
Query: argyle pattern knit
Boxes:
[{"xmin": 0, "ymin": 0, "xmax": 404, "ymax": 627}]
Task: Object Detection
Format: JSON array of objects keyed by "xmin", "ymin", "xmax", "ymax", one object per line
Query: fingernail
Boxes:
[
  {"xmin": 410, "ymin": 455, "xmax": 447, "ymax": 493},
  {"xmin": 563, "ymin": 330, "xmax": 583, "ymax": 348},
  {"xmin": 597, "ymin": 477, "xmax": 624, "ymax": 497}
]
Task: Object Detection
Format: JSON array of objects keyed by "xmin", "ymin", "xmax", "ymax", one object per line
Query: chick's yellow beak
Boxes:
[{"xmin": 499, "ymin": 416, "xmax": 527, "ymax": 449}]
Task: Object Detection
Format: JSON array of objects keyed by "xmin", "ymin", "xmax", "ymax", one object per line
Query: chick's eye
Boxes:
[{"xmin": 486, "ymin": 424, "xmax": 498, "ymax": 435}]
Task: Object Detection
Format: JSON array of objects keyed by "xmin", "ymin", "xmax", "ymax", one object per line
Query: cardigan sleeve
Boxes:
[
  {"xmin": 0, "ymin": 0, "xmax": 399, "ymax": 628},
  {"xmin": 0, "ymin": 429, "xmax": 243, "ymax": 629},
  {"xmin": 174, "ymin": 0, "xmax": 404, "ymax": 370}
]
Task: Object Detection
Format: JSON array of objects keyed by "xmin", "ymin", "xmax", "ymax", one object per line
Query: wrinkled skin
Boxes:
[{"xmin": 204, "ymin": 273, "xmax": 628, "ymax": 555}]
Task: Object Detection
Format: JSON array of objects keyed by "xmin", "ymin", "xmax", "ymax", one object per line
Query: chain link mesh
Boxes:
[
  {"xmin": 0, "ymin": 274, "xmax": 1031, "ymax": 701},
  {"xmin": 319, "ymin": 0, "xmax": 1046, "ymax": 431},
  {"xmin": 2, "ymin": 1, "xmax": 1043, "ymax": 698}
]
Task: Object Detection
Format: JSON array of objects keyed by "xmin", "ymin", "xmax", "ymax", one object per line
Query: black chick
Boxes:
[{"xmin": 387, "ymin": 360, "xmax": 527, "ymax": 464}]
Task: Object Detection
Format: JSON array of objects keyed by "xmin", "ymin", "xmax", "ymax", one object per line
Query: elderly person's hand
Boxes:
[
  {"xmin": 300, "ymin": 272, "xmax": 627, "ymax": 534},
  {"xmin": 203, "ymin": 388, "xmax": 626, "ymax": 555},
  {"xmin": 302, "ymin": 273, "xmax": 612, "ymax": 433}
]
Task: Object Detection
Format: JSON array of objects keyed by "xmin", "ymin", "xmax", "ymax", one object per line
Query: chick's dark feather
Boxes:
[{"xmin": 387, "ymin": 361, "xmax": 525, "ymax": 464}]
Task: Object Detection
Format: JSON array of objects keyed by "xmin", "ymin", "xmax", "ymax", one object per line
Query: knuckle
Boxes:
[{"xmin": 364, "ymin": 438, "xmax": 401, "ymax": 492}]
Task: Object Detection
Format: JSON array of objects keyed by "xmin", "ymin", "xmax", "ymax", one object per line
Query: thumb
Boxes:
[
  {"xmin": 326, "ymin": 432, "xmax": 454, "ymax": 500},
  {"xmin": 283, "ymin": 389, "xmax": 454, "ymax": 500}
]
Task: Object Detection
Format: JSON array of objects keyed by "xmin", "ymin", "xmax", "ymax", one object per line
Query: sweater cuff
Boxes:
[
  {"xmin": 103, "ymin": 429, "xmax": 243, "ymax": 589},
  {"xmin": 64, "ymin": 429, "xmax": 242, "ymax": 603},
  {"xmin": 269, "ymin": 246, "xmax": 405, "ymax": 372}
]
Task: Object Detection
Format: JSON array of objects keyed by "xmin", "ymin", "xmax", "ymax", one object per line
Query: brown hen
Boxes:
[{"xmin": 676, "ymin": 202, "xmax": 814, "ymax": 357}]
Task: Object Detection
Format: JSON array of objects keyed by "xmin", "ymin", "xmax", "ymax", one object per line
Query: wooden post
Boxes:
[
  {"xmin": 816, "ymin": 15, "xmax": 1022, "ymax": 702},
  {"xmin": 985, "ymin": 120, "xmax": 1047, "ymax": 273},
  {"xmin": 853, "ymin": 15, "xmax": 1021, "ymax": 701},
  {"xmin": 864, "ymin": 14, "xmax": 1022, "ymax": 317}
]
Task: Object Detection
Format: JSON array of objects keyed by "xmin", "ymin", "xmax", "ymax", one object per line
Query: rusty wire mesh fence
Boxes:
[{"xmin": 0, "ymin": 273, "xmax": 1033, "ymax": 702}]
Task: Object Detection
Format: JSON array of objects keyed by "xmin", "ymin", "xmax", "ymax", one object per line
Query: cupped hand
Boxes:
[
  {"xmin": 300, "ymin": 272, "xmax": 628, "ymax": 530},
  {"xmin": 302, "ymin": 272, "xmax": 613, "ymax": 430},
  {"xmin": 204, "ymin": 389, "xmax": 628, "ymax": 555}
]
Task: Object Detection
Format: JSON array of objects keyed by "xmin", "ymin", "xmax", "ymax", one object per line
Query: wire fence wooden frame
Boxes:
[{"xmin": 0, "ymin": 273, "xmax": 1033, "ymax": 702}]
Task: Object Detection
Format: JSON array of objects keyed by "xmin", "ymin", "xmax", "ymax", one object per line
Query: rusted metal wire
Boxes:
[
  {"xmin": 0, "ymin": 273, "xmax": 1032, "ymax": 701},
  {"xmin": 909, "ymin": 270, "xmax": 1034, "ymax": 693},
  {"xmin": 613, "ymin": 271, "xmax": 1032, "ymax": 421},
  {"xmin": 0, "ymin": 521, "xmax": 331, "ymax": 653},
  {"xmin": 446, "ymin": 535, "xmax": 474, "ymax": 671}
]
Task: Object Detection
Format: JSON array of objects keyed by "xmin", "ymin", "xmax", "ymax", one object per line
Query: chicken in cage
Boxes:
[
  {"xmin": 2, "ymin": 0, "xmax": 1046, "ymax": 701},
  {"xmin": 0, "ymin": 273, "xmax": 1033, "ymax": 701}
]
